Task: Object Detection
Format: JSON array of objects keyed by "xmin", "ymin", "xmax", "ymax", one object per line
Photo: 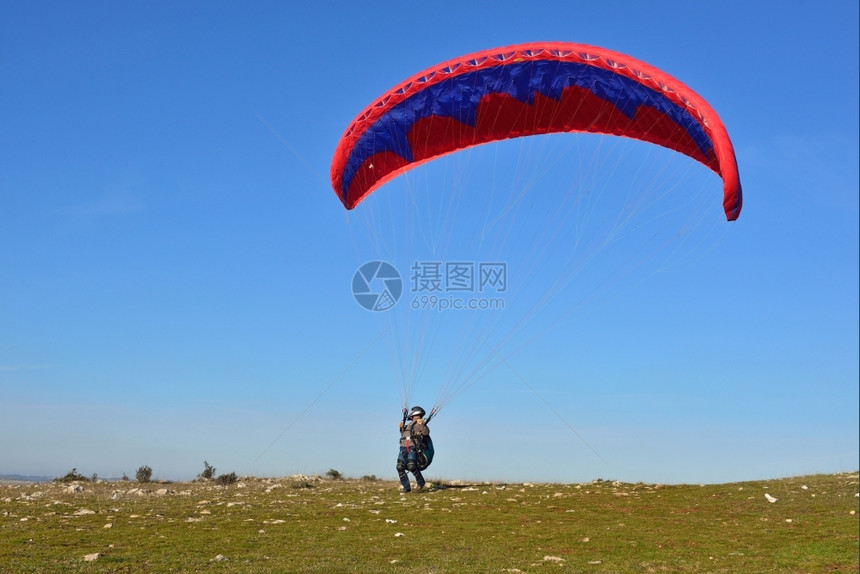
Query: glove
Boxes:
[{"xmin": 399, "ymin": 421, "xmax": 405, "ymax": 430}]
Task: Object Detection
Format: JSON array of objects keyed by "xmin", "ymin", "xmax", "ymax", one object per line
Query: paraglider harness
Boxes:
[{"xmin": 402, "ymin": 408, "xmax": 436, "ymax": 471}]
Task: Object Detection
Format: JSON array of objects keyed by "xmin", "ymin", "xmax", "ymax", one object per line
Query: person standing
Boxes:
[{"xmin": 396, "ymin": 406, "xmax": 429, "ymax": 492}]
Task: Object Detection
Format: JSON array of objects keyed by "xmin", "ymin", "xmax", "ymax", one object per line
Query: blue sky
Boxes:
[{"xmin": 1, "ymin": 1, "xmax": 857, "ymax": 484}]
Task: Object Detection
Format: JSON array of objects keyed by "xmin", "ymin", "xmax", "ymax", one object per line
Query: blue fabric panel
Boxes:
[{"xmin": 342, "ymin": 61, "xmax": 715, "ymax": 198}]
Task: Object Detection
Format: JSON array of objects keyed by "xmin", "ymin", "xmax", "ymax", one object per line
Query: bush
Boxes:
[
  {"xmin": 54, "ymin": 468, "xmax": 90, "ymax": 483},
  {"xmin": 136, "ymin": 465, "xmax": 153, "ymax": 483},
  {"xmin": 215, "ymin": 472, "xmax": 238, "ymax": 486},
  {"xmin": 325, "ymin": 468, "xmax": 343, "ymax": 480},
  {"xmin": 199, "ymin": 461, "xmax": 216, "ymax": 480},
  {"xmin": 361, "ymin": 475, "xmax": 379, "ymax": 482}
]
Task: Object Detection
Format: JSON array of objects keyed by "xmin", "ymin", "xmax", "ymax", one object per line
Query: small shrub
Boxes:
[
  {"xmin": 361, "ymin": 474, "xmax": 379, "ymax": 482},
  {"xmin": 136, "ymin": 465, "xmax": 153, "ymax": 483},
  {"xmin": 199, "ymin": 461, "xmax": 216, "ymax": 480},
  {"xmin": 120, "ymin": 473, "xmax": 130, "ymax": 481},
  {"xmin": 215, "ymin": 472, "xmax": 238, "ymax": 486},
  {"xmin": 54, "ymin": 468, "xmax": 90, "ymax": 483},
  {"xmin": 325, "ymin": 468, "xmax": 343, "ymax": 480}
]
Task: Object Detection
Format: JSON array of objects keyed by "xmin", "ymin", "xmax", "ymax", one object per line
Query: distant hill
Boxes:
[{"xmin": 0, "ymin": 474, "xmax": 51, "ymax": 483}]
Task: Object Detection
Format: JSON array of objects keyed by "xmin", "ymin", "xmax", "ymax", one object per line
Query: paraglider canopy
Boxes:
[{"xmin": 330, "ymin": 41, "xmax": 741, "ymax": 220}]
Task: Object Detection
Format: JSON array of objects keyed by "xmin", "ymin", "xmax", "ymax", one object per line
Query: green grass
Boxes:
[{"xmin": 1, "ymin": 472, "xmax": 856, "ymax": 573}]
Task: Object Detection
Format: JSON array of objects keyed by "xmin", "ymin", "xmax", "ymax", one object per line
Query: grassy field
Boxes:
[{"xmin": 0, "ymin": 472, "xmax": 856, "ymax": 573}]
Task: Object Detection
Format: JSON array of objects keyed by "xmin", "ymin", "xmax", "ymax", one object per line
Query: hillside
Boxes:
[{"xmin": 1, "ymin": 472, "xmax": 857, "ymax": 573}]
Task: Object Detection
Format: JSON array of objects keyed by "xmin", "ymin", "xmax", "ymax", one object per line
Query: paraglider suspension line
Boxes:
[{"xmin": 470, "ymin": 327, "xmax": 607, "ymax": 465}]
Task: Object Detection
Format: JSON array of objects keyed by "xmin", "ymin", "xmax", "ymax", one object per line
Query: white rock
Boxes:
[
  {"xmin": 764, "ymin": 493, "xmax": 778, "ymax": 503},
  {"xmin": 83, "ymin": 553, "xmax": 101, "ymax": 562}
]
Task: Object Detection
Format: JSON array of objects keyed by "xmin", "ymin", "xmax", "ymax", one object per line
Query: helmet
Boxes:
[{"xmin": 408, "ymin": 406, "xmax": 426, "ymax": 419}]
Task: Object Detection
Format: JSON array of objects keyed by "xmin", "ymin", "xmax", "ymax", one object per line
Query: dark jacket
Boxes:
[{"xmin": 399, "ymin": 420, "xmax": 429, "ymax": 448}]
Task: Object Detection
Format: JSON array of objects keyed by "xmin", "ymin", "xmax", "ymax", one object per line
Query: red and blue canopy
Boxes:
[{"xmin": 331, "ymin": 42, "xmax": 742, "ymax": 220}]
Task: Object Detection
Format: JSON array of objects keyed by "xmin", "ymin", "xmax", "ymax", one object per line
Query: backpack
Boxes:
[{"xmin": 416, "ymin": 435, "xmax": 434, "ymax": 471}]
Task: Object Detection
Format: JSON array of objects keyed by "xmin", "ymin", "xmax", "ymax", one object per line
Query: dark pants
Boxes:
[{"xmin": 396, "ymin": 446, "xmax": 425, "ymax": 491}]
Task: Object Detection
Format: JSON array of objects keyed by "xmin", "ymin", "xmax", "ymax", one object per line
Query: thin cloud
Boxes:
[
  {"xmin": 0, "ymin": 364, "xmax": 50, "ymax": 372},
  {"xmin": 60, "ymin": 189, "xmax": 145, "ymax": 222}
]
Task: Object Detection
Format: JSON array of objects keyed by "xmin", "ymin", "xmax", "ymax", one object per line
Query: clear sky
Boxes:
[{"xmin": 1, "ymin": 1, "xmax": 857, "ymax": 485}]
